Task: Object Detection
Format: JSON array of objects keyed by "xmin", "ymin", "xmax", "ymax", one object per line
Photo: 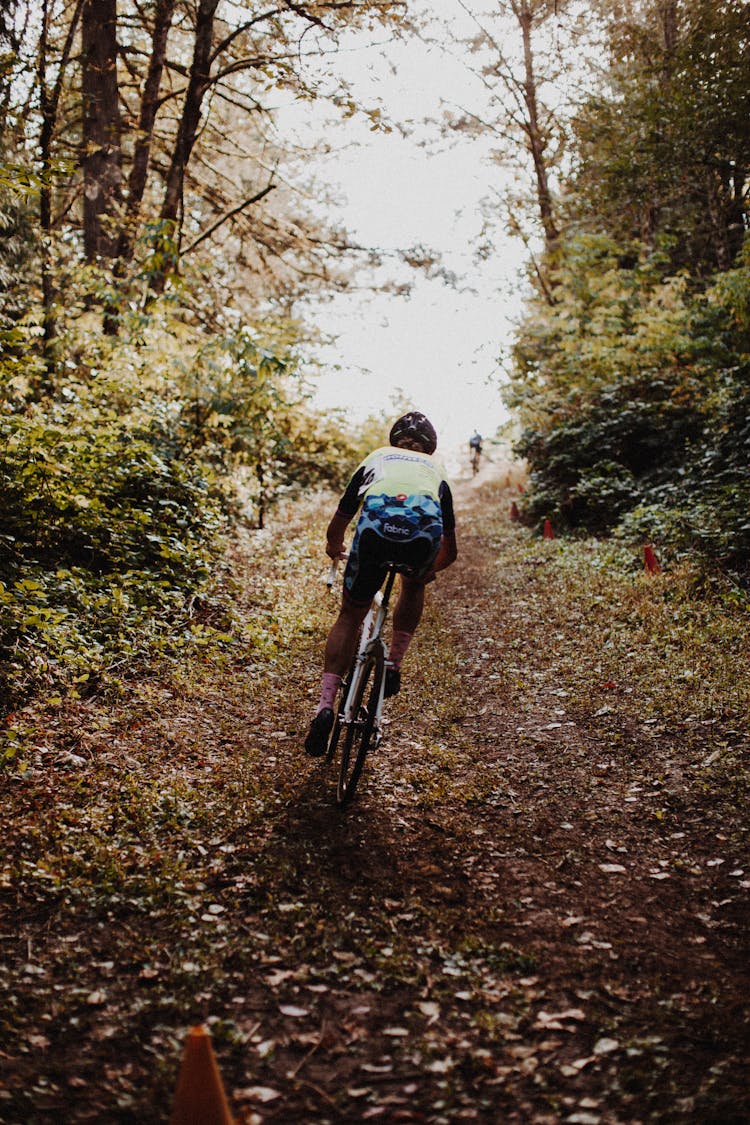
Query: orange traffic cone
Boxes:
[
  {"xmin": 171, "ymin": 1025, "xmax": 235, "ymax": 1125},
  {"xmin": 644, "ymin": 545, "xmax": 661, "ymax": 574},
  {"xmin": 543, "ymin": 518, "xmax": 555, "ymax": 540},
  {"xmin": 510, "ymin": 501, "xmax": 520, "ymax": 521}
]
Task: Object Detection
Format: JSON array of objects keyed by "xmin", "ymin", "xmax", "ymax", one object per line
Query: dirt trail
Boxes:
[{"xmin": 1, "ymin": 466, "xmax": 748, "ymax": 1124}]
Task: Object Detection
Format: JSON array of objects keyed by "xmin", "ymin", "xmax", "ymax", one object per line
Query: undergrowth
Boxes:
[
  {"xmin": 2, "ymin": 475, "xmax": 748, "ymax": 1124},
  {"xmin": 480, "ymin": 480, "xmax": 749, "ymax": 807}
]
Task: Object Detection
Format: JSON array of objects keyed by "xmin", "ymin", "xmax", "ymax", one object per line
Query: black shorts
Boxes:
[{"xmin": 343, "ymin": 498, "xmax": 442, "ymax": 605}]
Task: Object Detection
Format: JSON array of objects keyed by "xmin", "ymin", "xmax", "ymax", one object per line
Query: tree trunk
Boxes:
[
  {"xmin": 81, "ymin": 0, "xmax": 121, "ymax": 262},
  {"xmin": 38, "ymin": 0, "xmax": 80, "ymax": 370},
  {"xmin": 38, "ymin": 0, "xmax": 56, "ymax": 374},
  {"xmin": 117, "ymin": 0, "xmax": 177, "ymax": 263},
  {"xmin": 256, "ymin": 460, "xmax": 266, "ymax": 530},
  {"xmin": 154, "ymin": 0, "xmax": 219, "ymax": 288},
  {"xmin": 37, "ymin": 0, "xmax": 85, "ymax": 371},
  {"xmin": 658, "ymin": 0, "xmax": 678, "ymax": 54},
  {"xmin": 514, "ymin": 0, "xmax": 560, "ymax": 252}
]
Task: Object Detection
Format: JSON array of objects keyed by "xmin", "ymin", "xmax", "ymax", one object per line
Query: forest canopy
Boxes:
[
  {"xmin": 1, "ymin": 0, "xmax": 748, "ymax": 711},
  {"xmin": 493, "ymin": 0, "xmax": 750, "ymax": 573},
  {"xmin": 0, "ymin": 0, "xmax": 403, "ymax": 706}
]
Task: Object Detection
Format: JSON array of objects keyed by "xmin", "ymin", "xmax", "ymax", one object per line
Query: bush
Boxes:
[
  {"xmin": 508, "ymin": 236, "xmax": 750, "ymax": 577},
  {"xmin": 618, "ymin": 366, "xmax": 750, "ymax": 572},
  {"xmin": 0, "ymin": 398, "xmax": 225, "ymax": 708}
]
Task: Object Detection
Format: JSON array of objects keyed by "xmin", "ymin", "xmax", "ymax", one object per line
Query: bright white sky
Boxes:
[{"xmin": 280, "ymin": 2, "xmax": 530, "ymax": 457}]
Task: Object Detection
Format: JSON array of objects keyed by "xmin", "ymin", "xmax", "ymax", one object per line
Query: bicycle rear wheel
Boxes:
[{"xmin": 337, "ymin": 642, "xmax": 384, "ymax": 808}]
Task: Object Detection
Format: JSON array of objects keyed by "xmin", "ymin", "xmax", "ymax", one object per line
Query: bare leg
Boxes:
[
  {"xmin": 323, "ymin": 597, "xmax": 370, "ymax": 677},
  {"xmin": 393, "ymin": 576, "xmax": 426, "ymax": 634},
  {"xmin": 383, "ymin": 576, "xmax": 427, "ymax": 696}
]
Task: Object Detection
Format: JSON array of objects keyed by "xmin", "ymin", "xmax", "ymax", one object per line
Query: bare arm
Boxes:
[{"xmin": 325, "ymin": 511, "xmax": 351, "ymax": 560}]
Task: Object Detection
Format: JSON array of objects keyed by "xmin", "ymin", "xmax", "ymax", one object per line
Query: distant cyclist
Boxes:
[
  {"xmin": 469, "ymin": 430, "xmax": 483, "ymax": 475},
  {"xmin": 305, "ymin": 411, "xmax": 459, "ymax": 757}
]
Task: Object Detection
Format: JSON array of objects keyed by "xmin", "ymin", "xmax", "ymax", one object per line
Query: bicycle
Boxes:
[
  {"xmin": 470, "ymin": 445, "xmax": 482, "ymax": 475},
  {"xmin": 323, "ymin": 559, "xmax": 398, "ymax": 808}
]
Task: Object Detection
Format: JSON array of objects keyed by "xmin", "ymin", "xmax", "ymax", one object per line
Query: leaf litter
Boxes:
[{"xmin": 0, "ymin": 471, "xmax": 748, "ymax": 1123}]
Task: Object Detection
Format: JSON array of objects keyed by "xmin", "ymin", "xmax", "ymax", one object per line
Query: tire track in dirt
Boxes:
[
  {"xmin": 2, "ymin": 470, "xmax": 748, "ymax": 1125},
  {"xmin": 229, "ymin": 465, "xmax": 749, "ymax": 1124},
  {"xmin": 374, "ymin": 467, "xmax": 750, "ymax": 1124}
]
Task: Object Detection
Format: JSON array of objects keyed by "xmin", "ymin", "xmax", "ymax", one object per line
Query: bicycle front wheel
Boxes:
[
  {"xmin": 337, "ymin": 643, "xmax": 384, "ymax": 808},
  {"xmin": 325, "ymin": 659, "xmax": 354, "ymax": 764}
]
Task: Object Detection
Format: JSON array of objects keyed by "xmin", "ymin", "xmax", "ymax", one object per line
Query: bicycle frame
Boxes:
[
  {"xmin": 340, "ymin": 564, "xmax": 397, "ymax": 738},
  {"xmin": 326, "ymin": 559, "xmax": 397, "ymax": 743},
  {"xmin": 322, "ymin": 560, "xmax": 403, "ymax": 806}
]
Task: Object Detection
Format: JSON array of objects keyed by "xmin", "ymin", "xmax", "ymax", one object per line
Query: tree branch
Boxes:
[
  {"xmin": 181, "ymin": 183, "xmax": 277, "ymax": 254},
  {"xmin": 210, "ymin": 6, "xmax": 287, "ymax": 63}
]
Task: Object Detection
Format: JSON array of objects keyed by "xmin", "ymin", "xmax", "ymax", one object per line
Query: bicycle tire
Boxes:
[
  {"xmin": 337, "ymin": 642, "xmax": 384, "ymax": 808},
  {"xmin": 325, "ymin": 659, "xmax": 354, "ymax": 764}
]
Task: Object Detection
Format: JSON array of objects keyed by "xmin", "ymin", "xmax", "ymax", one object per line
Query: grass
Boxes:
[
  {"xmin": 478, "ymin": 482, "xmax": 749, "ymax": 814},
  {"xmin": 1, "ymin": 477, "xmax": 748, "ymax": 1123}
]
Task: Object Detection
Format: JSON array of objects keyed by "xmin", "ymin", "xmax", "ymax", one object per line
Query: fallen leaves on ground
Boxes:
[{"xmin": 1, "ymin": 472, "xmax": 748, "ymax": 1123}]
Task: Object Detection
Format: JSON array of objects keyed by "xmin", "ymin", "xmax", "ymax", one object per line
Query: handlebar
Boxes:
[{"xmin": 325, "ymin": 553, "xmax": 348, "ymax": 589}]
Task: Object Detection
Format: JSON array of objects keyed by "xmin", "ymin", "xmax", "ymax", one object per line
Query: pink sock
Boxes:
[
  {"xmin": 388, "ymin": 630, "xmax": 413, "ymax": 670},
  {"xmin": 317, "ymin": 672, "xmax": 342, "ymax": 713}
]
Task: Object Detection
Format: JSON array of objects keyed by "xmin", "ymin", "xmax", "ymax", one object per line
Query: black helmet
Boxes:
[{"xmin": 389, "ymin": 411, "xmax": 437, "ymax": 454}]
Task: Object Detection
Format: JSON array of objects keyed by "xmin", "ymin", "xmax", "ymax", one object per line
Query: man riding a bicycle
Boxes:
[
  {"xmin": 305, "ymin": 411, "xmax": 458, "ymax": 757},
  {"xmin": 469, "ymin": 430, "xmax": 483, "ymax": 474}
]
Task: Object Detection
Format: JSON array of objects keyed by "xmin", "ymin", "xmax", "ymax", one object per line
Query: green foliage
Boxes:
[
  {"xmin": 505, "ymin": 0, "xmax": 750, "ymax": 576},
  {"xmin": 174, "ymin": 324, "xmax": 361, "ymax": 527},
  {"xmin": 570, "ymin": 0, "xmax": 750, "ymax": 277},
  {"xmin": 0, "ymin": 388, "xmax": 226, "ymax": 707},
  {"xmin": 617, "ymin": 354, "xmax": 750, "ymax": 570},
  {"xmin": 508, "ymin": 235, "xmax": 750, "ymax": 574},
  {"xmin": 0, "ymin": 415, "xmax": 220, "ymax": 577},
  {"xmin": 0, "ymin": 288, "xmax": 377, "ymax": 710}
]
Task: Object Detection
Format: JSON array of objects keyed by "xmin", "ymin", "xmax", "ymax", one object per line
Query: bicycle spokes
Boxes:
[{"xmin": 335, "ymin": 643, "xmax": 384, "ymax": 808}]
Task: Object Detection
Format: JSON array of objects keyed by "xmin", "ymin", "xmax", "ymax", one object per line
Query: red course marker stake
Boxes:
[
  {"xmin": 543, "ymin": 518, "xmax": 555, "ymax": 540},
  {"xmin": 510, "ymin": 501, "xmax": 520, "ymax": 521},
  {"xmin": 171, "ymin": 1025, "xmax": 235, "ymax": 1125},
  {"xmin": 644, "ymin": 545, "xmax": 661, "ymax": 574}
]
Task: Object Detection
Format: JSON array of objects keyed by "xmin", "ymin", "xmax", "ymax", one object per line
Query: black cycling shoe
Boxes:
[
  {"xmin": 384, "ymin": 667, "xmax": 401, "ymax": 699},
  {"xmin": 305, "ymin": 708, "xmax": 334, "ymax": 757}
]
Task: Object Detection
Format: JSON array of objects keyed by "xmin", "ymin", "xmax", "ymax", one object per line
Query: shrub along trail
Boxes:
[{"xmin": 1, "ymin": 468, "xmax": 748, "ymax": 1124}]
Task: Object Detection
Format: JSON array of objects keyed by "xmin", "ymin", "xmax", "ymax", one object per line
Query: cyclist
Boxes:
[
  {"xmin": 305, "ymin": 411, "xmax": 458, "ymax": 757},
  {"xmin": 469, "ymin": 430, "xmax": 483, "ymax": 473}
]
